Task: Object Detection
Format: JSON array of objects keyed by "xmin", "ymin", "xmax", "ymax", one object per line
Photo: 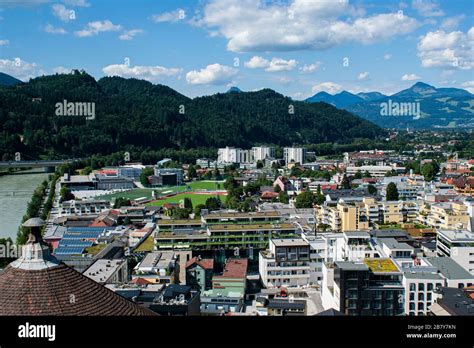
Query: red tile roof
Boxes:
[
  {"xmin": 261, "ymin": 191, "xmax": 279, "ymax": 199},
  {"xmin": 186, "ymin": 257, "xmax": 214, "ymax": 270},
  {"xmin": 0, "ymin": 263, "xmax": 156, "ymax": 316},
  {"xmin": 131, "ymin": 277, "xmax": 152, "ymax": 286},
  {"xmin": 214, "ymin": 258, "xmax": 248, "ymax": 279}
]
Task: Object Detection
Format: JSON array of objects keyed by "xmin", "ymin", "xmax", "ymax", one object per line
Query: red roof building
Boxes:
[{"xmin": 0, "ymin": 218, "xmax": 155, "ymax": 316}]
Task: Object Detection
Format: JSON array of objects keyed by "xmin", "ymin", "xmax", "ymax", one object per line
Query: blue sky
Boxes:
[{"xmin": 0, "ymin": 0, "xmax": 473, "ymax": 98}]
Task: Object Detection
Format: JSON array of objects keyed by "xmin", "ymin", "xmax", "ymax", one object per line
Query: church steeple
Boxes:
[{"xmin": 10, "ymin": 217, "xmax": 60, "ymax": 271}]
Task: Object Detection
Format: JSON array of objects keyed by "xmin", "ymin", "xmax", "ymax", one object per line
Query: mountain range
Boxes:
[
  {"xmin": 305, "ymin": 82, "xmax": 474, "ymax": 129},
  {"xmin": 0, "ymin": 71, "xmax": 383, "ymax": 159},
  {"xmin": 0, "ymin": 72, "xmax": 22, "ymax": 87}
]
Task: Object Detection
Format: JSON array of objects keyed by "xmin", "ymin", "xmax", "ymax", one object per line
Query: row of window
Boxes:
[{"xmin": 409, "ymin": 282, "xmax": 441, "ymax": 292}]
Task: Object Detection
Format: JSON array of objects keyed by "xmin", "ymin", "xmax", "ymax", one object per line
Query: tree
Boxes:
[
  {"xmin": 363, "ymin": 170, "xmax": 372, "ymax": 178},
  {"xmin": 172, "ymin": 208, "xmax": 191, "ymax": 219},
  {"xmin": 213, "ymin": 168, "xmax": 221, "ymax": 180},
  {"xmin": 60, "ymin": 187, "xmax": 74, "ymax": 202},
  {"xmin": 367, "ymin": 184, "xmax": 377, "ymax": 195},
  {"xmin": 140, "ymin": 167, "xmax": 154, "ymax": 187},
  {"xmin": 80, "ymin": 166, "xmax": 93, "ymax": 175},
  {"xmin": 188, "ymin": 165, "xmax": 197, "ymax": 179},
  {"xmin": 113, "ymin": 197, "xmax": 131, "ymax": 209},
  {"xmin": 256, "ymin": 160, "xmax": 264, "ymax": 169},
  {"xmin": 205, "ymin": 197, "xmax": 221, "ymax": 211},
  {"xmin": 340, "ymin": 174, "xmax": 351, "ymax": 189},
  {"xmin": 278, "ymin": 191, "xmax": 289, "ymax": 204},
  {"xmin": 354, "ymin": 170, "xmax": 362, "ymax": 179},
  {"xmin": 421, "ymin": 161, "xmax": 439, "ymax": 181},
  {"xmin": 295, "ymin": 191, "xmax": 315, "ymax": 208},
  {"xmin": 386, "ymin": 182, "xmax": 399, "ymax": 201},
  {"xmin": 274, "ymin": 185, "xmax": 281, "ymax": 193},
  {"xmin": 193, "ymin": 204, "xmax": 206, "ymax": 216},
  {"xmin": 183, "ymin": 197, "xmax": 193, "ymax": 209}
]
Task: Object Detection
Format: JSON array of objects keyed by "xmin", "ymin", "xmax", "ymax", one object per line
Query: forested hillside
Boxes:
[{"xmin": 0, "ymin": 71, "xmax": 384, "ymax": 161}]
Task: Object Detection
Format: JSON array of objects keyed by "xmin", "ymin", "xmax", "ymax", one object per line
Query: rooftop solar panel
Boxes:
[
  {"xmin": 58, "ymin": 240, "xmax": 93, "ymax": 248},
  {"xmin": 54, "ymin": 246, "xmax": 86, "ymax": 255}
]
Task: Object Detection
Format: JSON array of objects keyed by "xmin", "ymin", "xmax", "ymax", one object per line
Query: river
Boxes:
[{"xmin": 0, "ymin": 170, "xmax": 50, "ymax": 241}]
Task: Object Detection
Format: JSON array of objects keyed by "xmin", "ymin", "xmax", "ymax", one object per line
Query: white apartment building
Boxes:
[
  {"xmin": 346, "ymin": 165, "xmax": 405, "ymax": 178},
  {"xmin": 252, "ymin": 146, "xmax": 275, "ymax": 162},
  {"xmin": 393, "ymin": 256, "xmax": 442, "ymax": 316},
  {"xmin": 217, "ymin": 146, "xmax": 241, "ymax": 164},
  {"xmin": 436, "ymin": 230, "xmax": 474, "ymax": 274},
  {"xmin": 397, "ymin": 256, "xmax": 474, "ymax": 316},
  {"xmin": 60, "ymin": 199, "xmax": 111, "ymax": 216},
  {"xmin": 284, "ymin": 147, "xmax": 306, "ymax": 164},
  {"xmin": 259, "ymin": 238, "xmax": 311, "ymax": 288}
]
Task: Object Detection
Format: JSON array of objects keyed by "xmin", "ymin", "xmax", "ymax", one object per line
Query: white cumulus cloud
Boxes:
[
  {"xmin": 358, "ymin": 71, "xmax": 369, "ymax": 80},
  {"xmin": 401, "ymin": 73, "xmax": 421, "ymax": 81},
  {"xmin": 119, "ymin": 29, "xmax": 144, "ymax": 41},
  {"xmin": 102, "ymin": 64, "xmax": 182, "ymax": 82},
  {"xmin": 62, "ymin": 0, "xmax": 90, "ymax": 7},
  {"xmin": 311, "ymin": 82, "xmax": 343, "ymax": 95},
  {"xmin": 186, "ymin": 63, "xmax": 238, "ymax": 85},
  {"xmin": 299, "ymin": 62, "xmax": 321, "ymax": 73},
  {"xmin": 417, "ymin": 27, "xmax": 474, "ymax": 70},
  {"xmin": 0, "ymin": 39, "xmax": 9, "ymax": 46},
  {"xmin": 44, "ymin": 24, "xmax": 67, "ymax": 34},
  {"xmin": 0, "ymin": 58, "xmax": 39, "ymax": 81},
  {"xmin": 151, "ymin": 9, "xmax": 186, "ymax": 23},
  {"xmin": 244, "ymin": 56, "xmax": 297, "ymax": 72},
  {"xmin": 412, "ymin": 0, "xmax": 444, "ymax": 17},
  {"xmin": 75, "ymin": 20, "xmax": 122, "ymax": 37},
  {"xmin": 52, "ymin": 4, "xmax": 74, "ymax": 22},
  {"xmin": 196, "ymin": 0, "xmax": 419, "ymax": 52},
  {"xmin": 461, "ymin": 81, "xmax": 474, "ymax": 94}
]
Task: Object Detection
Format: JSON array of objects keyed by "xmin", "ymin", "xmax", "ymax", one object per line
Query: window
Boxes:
[
  {"xmin": 409, "ymin": 283, "xmax": 416, "ymax": 291},
  {"xmin": 418, "ymin": 293, "xmax": 424, "ymax": 301},
  {"xmin": 418, "ymin": 283, "xmax": 425, "ymax": 291},
  {"xmin": 409, "ymin": 293, "xmax": 415, "ymax": 301},
  {"xmin": 427, "ymin": 293, "xmax": 432, "ymax": 301},
  {"xmin": 427, "ymin": 283, "xmax": 433, "ymax": 291},
  {"xmin": 409, "ymin": 302, "xmax": 415, "ymax": 311},
  {"xmin": 418, "ymin": 303, "xmax": 424, "ymax": 310}
]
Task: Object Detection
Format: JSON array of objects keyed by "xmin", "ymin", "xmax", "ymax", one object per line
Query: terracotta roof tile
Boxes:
[{"xmin": 0, "ymin": 263, "xmax": 156, "ymax": 316}]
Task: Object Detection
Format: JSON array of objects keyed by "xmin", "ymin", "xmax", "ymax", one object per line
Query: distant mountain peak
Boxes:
[
  {"xmin": 411, "ymin": 81, "xmax": 435, "ymax": 89},
  {"xmin": 226, "ymin": 86, "xmax": 242, "ymax": 93},
  {"xmin": 0, "ymin": 72, "xmax": 23, "ymax": 86},
  {"xmin": 305, "ymin": 90, "xmax": 363, "ymax": 108}
]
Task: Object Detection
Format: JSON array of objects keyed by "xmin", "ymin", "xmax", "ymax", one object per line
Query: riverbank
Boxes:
[{"xmin": 0, "ymin": 169, "xmax": 49, "ymax": 240}]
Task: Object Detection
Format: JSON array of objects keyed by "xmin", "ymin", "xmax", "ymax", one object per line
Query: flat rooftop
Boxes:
[
  {"xmin": 427, "ymin": 257, "xmax": 473, "ymax": 280},
  {"xmin": 344, "ymin": 231, "xmax": 371, "ymax": 238},
  {"xmin": 364, "ymin": 258, "xmax": 400, "ymax": 273},
  {"xmin": 139, "ymin": 251, "xmax": 175, "ymax": 269},
  {"xmin": 335, "ymin": 261, "xmax": 369, "ymax": 271},
  {"xmin": 84, "ymin": 259, "xmax": 125, "ymax": 283},
  {"xmin": 203, "ymin": 211, "xmax": 281, "ymax": 219},
  {"xmin": 214, "ymin": 258, "xmax": 248, "ymax": 279},
  {"xmin": 157, "ymin": 219, "xmax": 202, "ymax": 226},
  {"xmin": 403, "ymin": 272, "xmax": 444, "ymax": 280},
  {"xmin": 271, "ymin": 238, "xmax": 309, "ymax": 247},
  {"xmin": 382, "ymin": 238, "xmax": 414, "ymax": 251},
  {"xmin": 438, "ymin": 230, "xmax": 474, "ymax": 242},
  {"xmin": 208, "ymin": 223, "xmax": 295, "ymax": 232}
]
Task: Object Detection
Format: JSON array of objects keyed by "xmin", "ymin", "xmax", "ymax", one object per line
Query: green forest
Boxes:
[{"xmin": 0, "ymin": 70, "xmax": 384, "ymax": 162}]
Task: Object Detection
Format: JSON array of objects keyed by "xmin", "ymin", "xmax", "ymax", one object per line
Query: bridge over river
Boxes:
[{"xmin": 0, "ymin": 159, "xmax": 81, "ymax": 172}]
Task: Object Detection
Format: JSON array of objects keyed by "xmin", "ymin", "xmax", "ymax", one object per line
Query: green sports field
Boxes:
[
  {"xmin": 96, "ymin": 180, "xmax": 225, "ymax": 201},
  {"xmin": 145, "ymin": 192, "xmax": 225, "ymax": 207}
]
